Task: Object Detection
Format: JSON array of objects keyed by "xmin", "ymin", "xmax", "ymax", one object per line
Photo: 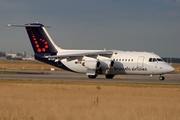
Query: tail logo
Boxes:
[{"xmin": 31, "ymin": 31, "xmax": 49, "ymax": 53}]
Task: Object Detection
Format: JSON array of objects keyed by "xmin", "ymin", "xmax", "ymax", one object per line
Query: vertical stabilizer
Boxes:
[
  {"xmin": 7, "ymin": 23, "xmax": 62, "ymax": 55},
  {"xmin": 25, "ymin": 23, "xmax": 59, "ymax": 54}
]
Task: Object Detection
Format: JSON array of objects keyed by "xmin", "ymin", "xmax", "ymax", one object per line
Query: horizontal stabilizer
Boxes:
[
  {"xmin": 7, "ymin": 23, "xmax": 59, "ymax": 54},
  {"xmin": 7, "ymin": 23, "xmax": 50, "ymax": 28}
]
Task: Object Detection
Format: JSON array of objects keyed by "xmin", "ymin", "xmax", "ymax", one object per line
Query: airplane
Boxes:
[{"xmin": 7, "ymin": 23, "xmax": 175, "ymax": 80}]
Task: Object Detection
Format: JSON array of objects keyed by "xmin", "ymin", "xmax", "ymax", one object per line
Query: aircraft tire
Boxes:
[
  {"xmin": 159, "ymin": 76, "xmax": 165, "ymax": 80},
  {"xmin": 105, "ymin": 74, "xmax": 115, "ymax": 79},
  {"xmin": 88, "ymin": 75, "xmax": 97, "ymax": 79}
]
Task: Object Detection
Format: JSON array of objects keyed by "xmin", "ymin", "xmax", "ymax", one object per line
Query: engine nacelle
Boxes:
[
  {"xmin": 99, "ymin": 60, "xmax": 114, "ymax": 70},
  {"xmin": 82, "ymin": 60, "xmax": 101, "ymax": 70}
]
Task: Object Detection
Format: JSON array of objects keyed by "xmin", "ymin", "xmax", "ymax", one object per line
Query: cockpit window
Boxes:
[
  {"xmin": 153, "ymin": 58, "xmax": 157, "ymax": 62},
  {"xmin": 157, "ymin": 58, "xmax": 163, "ymax": 62},
  {"xmin": 149, "ymin": 58, "xmax": 164, "ymax": 62}
]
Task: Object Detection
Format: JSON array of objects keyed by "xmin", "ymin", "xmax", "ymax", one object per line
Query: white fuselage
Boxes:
[{"xmin": 59, "ymin": 50, "xmax": 174, "ymax": 75}]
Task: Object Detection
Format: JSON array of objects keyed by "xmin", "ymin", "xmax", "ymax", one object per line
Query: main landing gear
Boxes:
[
  {"xmin": 105, "ymin": 74, "xmax": 115, "ymax": 79},
  {"xmin": 88, "ymin": 74, "xmax": 115, "ymax": 79},
  {"xmin": 88, "ymin": 75, "xmax": 98, "ymax": 79},
  {"xmin": 159, "ymin": 75, "xmax": 165, "ymax": 80},
  {"xmin": 88, "ymin": 70, "xmax": 99, "ymax": 79}
]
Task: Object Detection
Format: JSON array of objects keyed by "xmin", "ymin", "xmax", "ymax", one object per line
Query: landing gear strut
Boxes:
[
  {"xmin": 159, "ymin": 75, "xmax": 165, "ymax": 80},
  {"xmin": 88, "ymin": 70, "xmax": 98, "ymax": 79}
]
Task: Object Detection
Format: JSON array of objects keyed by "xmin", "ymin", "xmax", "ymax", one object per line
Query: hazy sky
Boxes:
[{"xmin": 0, "ymin": 0, "xmax": 180, "ymax": 57}]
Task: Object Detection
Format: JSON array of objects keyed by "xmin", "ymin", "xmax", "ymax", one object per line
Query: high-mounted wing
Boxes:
[{"xmin": 48, "ymin": 50, "xmax": 113, "ymax": 61}]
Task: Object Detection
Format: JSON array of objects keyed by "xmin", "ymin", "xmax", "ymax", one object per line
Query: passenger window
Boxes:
[
  {"xmin": 122, "ymin": 59, "xmax": 124, "ymax": 61},
  {"xmin": 131, "ymin": 59, "xmax": 133, "ymax": 62},
  {"xmin": 116, "ymin": 59, "xmax": 118, "ymax": 61},
  {"xmin": 128, "ymin": 59, "xmax": 130, "ymax": 61},
  {"xmin": 119, "ymin": 59, "xmax": 121, "ymax": 61},
  {"xmin": 125, "ymin": 59, "xmax": 127, "ymax": 61}
]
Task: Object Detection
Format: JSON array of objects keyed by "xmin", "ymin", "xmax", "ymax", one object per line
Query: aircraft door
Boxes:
[{"xmin": 137, "ymin": 56, "xmax": 144, "ymax": 67}]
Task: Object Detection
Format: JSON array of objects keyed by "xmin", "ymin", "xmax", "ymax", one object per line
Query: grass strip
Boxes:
[
  {"xmin": 0, "ymin": 71, "xmax": 49, "ymax": 74},
  {"xmin": 0, "ymin": 79, "xmax": 180, "ymax": 88}
]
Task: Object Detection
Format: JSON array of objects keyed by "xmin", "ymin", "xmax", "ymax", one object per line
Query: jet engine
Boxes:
[
  {"xmin": 82, "ymin": 60, "xmax": 101, "ymax": 70},
  {"xmin": 99, "ymin": 60, "xmax": 114, "ymax": 70}
]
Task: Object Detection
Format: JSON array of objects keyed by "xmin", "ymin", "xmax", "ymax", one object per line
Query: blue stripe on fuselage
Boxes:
[{"xmin": 35, "ymin": 55, "xmax": 76, "ymax": 73}]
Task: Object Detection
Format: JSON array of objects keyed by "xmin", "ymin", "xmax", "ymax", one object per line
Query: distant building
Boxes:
[
  {"xmin": 6, "ymin": 51, "xmax": 24, "ymax": 60},
  {"xmin": 22, "ymin": 52, "xmax": 26, "ymax": 58},
  {"xmin": 6, "ymin": 53, "xmax": 22, "ymax": 60},
  {"xmin": 22, "ymin": 55, "xmax": 35, "ymax": 61},
  {"xmin": 5, "ymin": 51, "xmax": 34, "ymax": 61}
]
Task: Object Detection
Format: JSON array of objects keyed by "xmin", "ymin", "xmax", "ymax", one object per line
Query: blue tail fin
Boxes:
[
  {"xmin": 7, "ymin": 23, "xmax": 75, "ymax": 72},
  {"xmin": 25, "ymin": 23, "xmax": 58, "ymax": 55}
]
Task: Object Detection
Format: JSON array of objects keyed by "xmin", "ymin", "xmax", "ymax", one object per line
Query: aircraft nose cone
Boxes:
[{"xmin": 167, "ymin": 65, "xmax": 175, "ymax": 73}]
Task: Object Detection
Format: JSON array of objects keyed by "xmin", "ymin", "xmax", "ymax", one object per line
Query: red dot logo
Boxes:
[
  {"xmin": 42, "ymin": 48, "xmax": 46, "ymax": 52},
  {"xmin": 36, "ymin": 44, "xmax": 39, "ymax": 48},
  {"xmin": 45, "ymin": 45, "xmax": 48, "ymax": 48},
  {"xmin": 32, "ymin": 36, "xmax": 50, "ymax": 53},
  {"xmin": 34, "ymin": 41, "xmax": 38, "ymax": 44},
  {"xmin": 37, "ymin": 48, "xmax": 41, "ymax": 52}
]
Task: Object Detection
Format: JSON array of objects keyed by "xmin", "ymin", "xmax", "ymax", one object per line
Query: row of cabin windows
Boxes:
[{"xmin": 113, "ymin": 59, "xmax": 134, "ymax": 62}]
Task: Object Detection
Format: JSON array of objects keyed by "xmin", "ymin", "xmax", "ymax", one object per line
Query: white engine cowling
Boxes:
[
  {"xmin": 82, "ymin": 60, "xmax": 101, "ymax": 70},
  {"xmin": 99, "ymin": 60, "xmax": 114, "ymax": 70}
]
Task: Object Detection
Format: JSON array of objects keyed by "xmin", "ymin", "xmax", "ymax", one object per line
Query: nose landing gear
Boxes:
[{"xmin": 159, "ymin": 75, "xmax": 165, "ymax": 80}]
